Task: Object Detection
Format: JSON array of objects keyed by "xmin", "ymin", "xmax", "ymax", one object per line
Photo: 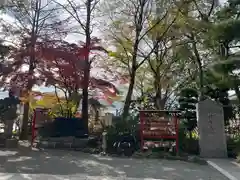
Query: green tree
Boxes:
[
  {"xmin": 178, "ymin": 88, "xmax": 198, "ymax": 137},
  {"xmin": 206, "ymin": 0, "xmax": 240, "ymax": 104},
  {"xmin": 105, "ymin": 0, "xmax": 181, "ymax": 118},
  {"xmin": 173, "ymin": 0, "xmax": 218, "ymax": 99}
]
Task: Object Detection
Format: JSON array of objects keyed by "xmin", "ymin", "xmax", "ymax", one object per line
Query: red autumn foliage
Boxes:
[
  {"xmin": 0, "ymin": 38, "xmax": 45, "ymax": 89},
  {"xmin": 0, "ymin": 37, "xmax": 119, "ymax": 97},
  {"xmin": 37, "ymin": 39, "xmax": 118, "ymax": 95}
]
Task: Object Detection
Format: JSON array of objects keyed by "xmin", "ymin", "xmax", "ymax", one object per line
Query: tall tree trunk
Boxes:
[
  {"xmin": 197, "ymin": 60, "xmax": 204, "ymax": 100},
  {"xmin": 19, "ymin": 0, "xmax": 40, "ymax": 140},
  {"xmin": 155, "ymin": 92, "xmax": 165, "ymax": 110},
  {"xmin": 19, "ymin": 65, "xmax": 34, "ymax": 140},
  {"xmin": 20, "ymin": 101, "xmax": 30, "ymax": 140},
  {"xmin": 122, "ymin": 70, "xmax": 136, "ymax": 120},
  {"xmin": 81, "ymin": 0, "xmax": 91, "ymax": 134},
  {"xmin": 153, "ymin": 73, "xmax": 166, "ymax": 110},
  {"xmin": 154, "ymin": 83, "xmax": 164, "ymax": 110},
  {"xmin": 120, "ymin": 0, "xmax": 146, "ymax": 119},
  {"xmin": 121, "ymin": 35, "xmax": 140, "ymax": 119},
  {"xmin": 19, "ymin": 77, "xmax": 33, "ymax": 140},
  {"xmin": 121, "ymin": 0, "xmax": 146, "ymax": 119},
  {"xmin": 82, "ymin": 64, "xmax": 90, "ymax": 134},
  {"xmin": 191, "ymin": 34, "xmax": 204, "ymax": 100}
]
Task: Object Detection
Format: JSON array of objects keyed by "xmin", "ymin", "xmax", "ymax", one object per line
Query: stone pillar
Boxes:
[
  {"xmin": 102, "ymin": 131, "xmax": 107, "ymax": 155},
  {"xmin": 197, "ymin": 99, "xmax": 227, "ymax": 158},
  {"xmin": 104, "ymin": 113, "xmax": 113, "ymax": 127},
  {"xmin": 101, "ymin": 113, "xmax": 113, "ymax": 155}
]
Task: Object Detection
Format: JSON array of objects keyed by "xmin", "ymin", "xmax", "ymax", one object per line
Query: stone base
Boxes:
[
  {"xmin": 200, "ymin": 149, "xmax": 228, "ymax": 158},
  {"xmin": 5, "ymin": 139, "xmax": 18, "ymax": 148},
  {"xmin": 37, "ymin": 137, "xmax": 89, "ymax": 149}
]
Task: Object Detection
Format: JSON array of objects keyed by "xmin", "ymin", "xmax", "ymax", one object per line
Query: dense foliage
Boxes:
[{"xmin": 178, "ymin": 88, "xmax": 198, "ymax": 133}]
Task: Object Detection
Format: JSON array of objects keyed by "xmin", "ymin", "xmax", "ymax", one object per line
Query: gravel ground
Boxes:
[{"xmin": 0, "ymin": 149, "xmax": 229, "ymax": 180}]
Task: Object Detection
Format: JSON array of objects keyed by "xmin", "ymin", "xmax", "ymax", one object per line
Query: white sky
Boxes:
[{"xmin": 219, "ymin": 0, "xmax": 227, "ymax": 4}]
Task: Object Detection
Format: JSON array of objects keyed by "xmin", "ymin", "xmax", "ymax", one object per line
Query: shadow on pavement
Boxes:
[{"xmin": 0, "ymin": 148, "xmax": 228, "ymax": 180}]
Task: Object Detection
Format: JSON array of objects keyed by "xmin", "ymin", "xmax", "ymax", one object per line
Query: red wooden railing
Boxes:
[{"xmin": 31, "ymin": 108, "xmax": 50, "ymax": 146}]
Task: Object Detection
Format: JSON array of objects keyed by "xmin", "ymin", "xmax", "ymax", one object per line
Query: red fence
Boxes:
[
  {"xmin": 140, "ymin": 110, "xmax": 179, "ymax": 153},
  {"xmin": 31, "ymin": 108, "xmax": 51, "ymax": 146}
]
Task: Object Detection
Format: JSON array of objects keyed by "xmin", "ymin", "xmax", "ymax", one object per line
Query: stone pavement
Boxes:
[
  {"xmin": 207, "ymin": 159, "xmax": 240, "ymax": 180},
  {"xmin": 0, "ymin": 149, "xmax": 229, "ymax": 180}
]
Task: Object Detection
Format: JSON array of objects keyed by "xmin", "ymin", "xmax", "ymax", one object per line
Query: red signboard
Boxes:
[{"xmin": 140, "ymin": 110, "xmax": 179, "ymax": 153}]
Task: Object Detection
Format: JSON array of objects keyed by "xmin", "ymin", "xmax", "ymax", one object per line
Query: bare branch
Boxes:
[{"xmin": 53, "ymin": 0, "xmax": 86, "ymax": 29}]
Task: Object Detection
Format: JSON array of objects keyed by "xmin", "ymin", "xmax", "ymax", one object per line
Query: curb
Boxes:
[{"xmin": 207, "ymin": 160, "xmax": 238, "ymax": 180}]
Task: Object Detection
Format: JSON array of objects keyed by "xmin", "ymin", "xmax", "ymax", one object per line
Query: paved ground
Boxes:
[
  {"xmin": 207, "ymin": 159, "xmax": 240, "ymax": 180},
  {"xmin": 0, "ymin": 149, "xmax": 229, "ymax": 180}
]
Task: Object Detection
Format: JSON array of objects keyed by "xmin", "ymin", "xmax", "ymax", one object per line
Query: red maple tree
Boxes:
[
  {"xmin": 0, "ymin": 38, "xmax": 45, "ymax": 91},
  {"xmin": 1, "ymin": 38, "xmax": 118, "ymax": 95},
  {"xmin": 35, "ymin": 39, "xmax": 119, "ymax": 96},
  {"xmin": 36, "ymin": 39, "xmax": 119, "ymax": 122},
  {"xmin": 0, "ymin": 37, "xmax": 119, "ymax": 134}
]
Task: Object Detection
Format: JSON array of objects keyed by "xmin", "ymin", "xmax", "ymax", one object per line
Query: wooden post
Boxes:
[
  {"xmin": 174, "ymin": 113, "xmax": 179, "ymax": 155},
  {"xmin": 31, "ymin": 110, "xmax": 36, "ymax": 146},
  {"xmin": 102, "ymin": 131, "xmax": 107, "ymax": 155},
  {"xmin": 140, "ymin": 111, "xmax": 144, "ymax": 151}
]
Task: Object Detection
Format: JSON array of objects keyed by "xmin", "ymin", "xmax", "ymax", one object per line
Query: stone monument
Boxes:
[{"xmin": 197, "ymin": 99, "xmax": 227, "ymax": 158}]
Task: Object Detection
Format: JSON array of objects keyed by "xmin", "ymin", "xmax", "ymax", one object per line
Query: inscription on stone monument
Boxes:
[{"xmin": 207, "ymin": 113, "xmax": 216, "ymax": 133}]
